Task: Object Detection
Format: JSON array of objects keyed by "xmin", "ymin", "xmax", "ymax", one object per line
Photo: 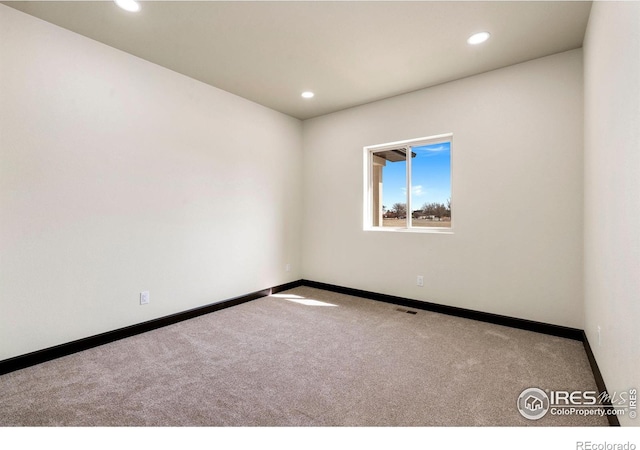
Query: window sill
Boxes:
[{"xmin": 364, "ymin": 227, "xmax": 454, "ymax": 234}]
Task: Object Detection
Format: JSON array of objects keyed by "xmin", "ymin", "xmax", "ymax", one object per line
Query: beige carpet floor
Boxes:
[{"xmin": 0, "ymin": 286, "xmax": 607, "ymax": 426}]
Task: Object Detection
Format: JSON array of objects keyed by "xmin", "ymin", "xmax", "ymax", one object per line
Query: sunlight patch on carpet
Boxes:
[{"xmin": 271, "ymin": 294, "xmax": 338, "ymax": 307}]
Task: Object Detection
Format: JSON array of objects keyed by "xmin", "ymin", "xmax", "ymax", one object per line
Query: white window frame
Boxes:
[{"xmin": 363, "ymin": 133, "xmax": 453, "ymax": 233}]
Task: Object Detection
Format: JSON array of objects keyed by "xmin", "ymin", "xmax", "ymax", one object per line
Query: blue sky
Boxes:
[{"xmin": 380, "ymin": 142, "xmax": 451, "ymax": 210}]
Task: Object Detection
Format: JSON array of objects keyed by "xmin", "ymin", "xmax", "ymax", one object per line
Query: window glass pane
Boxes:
[
  {"xmin": 410, "ymin": 141, "xmax": 451, "ymax": 228},
  {"xmin": 371, "ymin": 149, "xmax": 407, "ymax": 227}
]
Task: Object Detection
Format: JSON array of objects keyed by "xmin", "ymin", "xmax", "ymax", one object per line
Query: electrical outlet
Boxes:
[
  {"xmin": 285, "ymin": 263, "xmax": 291, "ymax": 272},
  {"xmin": 597, "ymin": 326, "xmax": 601, "ymax": 346},
  {"xmin": 416, "ymin": 275, "xmax": 424, "ymax": 287},
  {"xmin": 140, "ymin": 291, "xmax": 150, "ymax": 305}
]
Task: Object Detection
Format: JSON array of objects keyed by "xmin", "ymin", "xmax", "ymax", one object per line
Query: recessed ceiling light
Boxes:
[
  {"xmin": 467, "ymin": 31, "xmax": 491, "ymax": 45},
  {"xmin": 301, "ymin": 91, "xmax": 315, "ymax": 99},
  {"xmin": 114, "ymin": 0, "xmax": 141, "ymax": 13}
]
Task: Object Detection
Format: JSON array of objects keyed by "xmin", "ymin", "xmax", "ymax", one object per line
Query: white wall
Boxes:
[
  {"xmin": 0, "ymin": 5, "xmax": 303, "ymax": 361},
  {"xmin": 583, "ymin": 1, "xmax": 640, "ymax": 427},
  {"xmin": 302, "ymin": 50, "xmax": 585, "ymax": 328}
]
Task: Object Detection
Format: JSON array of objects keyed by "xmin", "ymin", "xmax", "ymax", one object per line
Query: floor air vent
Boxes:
[{"xmin": 396, "ymin": 307, "xmax": 418, "ymax": 315}]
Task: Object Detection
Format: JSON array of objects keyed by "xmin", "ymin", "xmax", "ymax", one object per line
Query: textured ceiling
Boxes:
[{"xmin": 4, "ymin": 1, "xmax": 592, "ymax": 119}]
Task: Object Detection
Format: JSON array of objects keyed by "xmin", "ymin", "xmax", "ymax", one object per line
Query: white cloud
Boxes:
[
  {"xmin": 415, "ymin": 144, "xmax": 447, "ymax": 153},
  {"xmin": 401, "ymin": 185, "xmax": 425, "ymax": 196}
]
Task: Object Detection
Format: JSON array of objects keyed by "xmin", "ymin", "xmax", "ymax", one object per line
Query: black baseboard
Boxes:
[
  {"xmin": 271, "ymin": 279, "xmax": 304, "ymax": 294},
  {"xmin": 300, "ymin": 280, "xmax": 583, "ymax": 341},
  {"xmin": 582, "ymin": 332, "xmax": 620, "ymax": 426},
  {"xmin": 0, "ymin": 280, "xmax": 303, "ymax": 376}
]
